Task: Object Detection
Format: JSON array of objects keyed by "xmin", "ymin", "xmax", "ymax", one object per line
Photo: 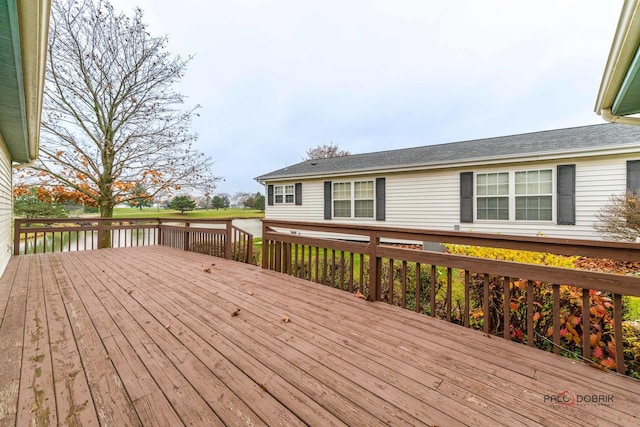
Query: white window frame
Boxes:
[
  {"xmin": 474, "ymin": 168, "xmax": 555, "ymax": 223},
  {"xmin": 333, "ymin": 180, "xmax": 375, "ymax": 219},
  {"xmin": 274, "ymin": 185, "xmax": 295, "ymax": 204}
]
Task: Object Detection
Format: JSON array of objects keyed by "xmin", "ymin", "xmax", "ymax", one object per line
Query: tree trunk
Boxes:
[{"xmin": 99, "ymin": 200, "xmax": 114, "ymax": 248}]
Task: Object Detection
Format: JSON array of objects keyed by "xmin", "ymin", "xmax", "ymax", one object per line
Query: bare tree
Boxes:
[
  {"xmin": 304, "ymin": 143, "xmax": 350, "ymax": 160},
  {"xmin": 25, "ymin": 0, "xmax": 219, "ymax": 245},
  {"xmin": 595, "ymin": 191, "xmax": 640, "ymax": 241}
]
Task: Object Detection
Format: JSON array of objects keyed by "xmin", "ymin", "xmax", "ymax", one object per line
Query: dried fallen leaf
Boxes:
[
  {"xmin": 354, "ymin": 291, "xmax": 366, "ymax": 299},
  {"xmin": 126, "ymin": 289, "xmax": 133, "ymax": 295},
  {"xmin": 165, "ymin": 324, "xmax": 171, "ymax": 330},
  {"xmin": 259, "ymin": 383, "xmax": 268, "ymax": 392},
  {"xmin": 281, "ymin": 314, "xmax": 290, "ymax": 323},
  {"xmin": 247, "ymin": 290, "xmax": 254, "ymax": 296},
  {"xmin": 231, "ymin": 308, "xmax": 241, "ymax": 317},
  {"xmin": 203, "ymin": 268, "xmax": 211, "ymax": 273}
]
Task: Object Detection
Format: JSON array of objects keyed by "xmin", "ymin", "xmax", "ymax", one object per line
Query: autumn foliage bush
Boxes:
[{"xmin": 445, "ymin": 244, "xmax": 639, "ymax": 377}]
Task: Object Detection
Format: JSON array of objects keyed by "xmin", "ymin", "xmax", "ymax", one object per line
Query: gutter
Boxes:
[
  {"xmin": 601, "ymin": 108, "xmax": 640, "ymax": 125},
  {"xmin": 595, "ymin": 0, "xmax": 640, "ymax": 119}
]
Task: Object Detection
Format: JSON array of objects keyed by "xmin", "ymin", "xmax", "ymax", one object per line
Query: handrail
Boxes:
[
  {"xmin": 261, "ymin": 219, "xmax": 640, "ymax": 376},
  {"xmin": 13, "ymin": 217, "xmax": 254, "ymax": 264}
]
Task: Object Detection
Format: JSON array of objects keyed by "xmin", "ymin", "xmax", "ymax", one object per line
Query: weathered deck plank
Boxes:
[
  {"xmin": 49, "ymin": 254, "xmax": 142, "ymax": 426},
  {"xmin": 17, "ymin": 256, "xmax": 57, "ymax": 426},
  {"xmin": 40, "ymin": 253, "xmax": 98, "ymax": 426},
  {"xmin": 78, "ymin": 249, "xmax": 342, "ymax": 426},
  {"xmin": 0, "ymin": 256, "xmax": 28, "ymax": 427},
  {"xmin": 1, "ymin": 246, "xmax": 639, "ymax": 426}
]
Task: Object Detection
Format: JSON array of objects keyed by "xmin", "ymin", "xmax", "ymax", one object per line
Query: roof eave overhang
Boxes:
[
  {"xmin": 595, "ymin": 0, "xmax": 640, "ymax": 123},
  {"xmin": 18, "ymin": 0, "xmax": 51, "ymax": 163},
  {"xmin": 257, "ymin": 143, "xmax": 640, "ymax": 183},
  {"xmin": 1, "ymin": 0, "xmax": 50, "ymax": 164}
]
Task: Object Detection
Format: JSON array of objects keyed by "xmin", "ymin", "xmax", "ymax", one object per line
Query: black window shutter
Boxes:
[
  {"xmin": 324, "ymin": 181, "xmax": 332, "ymax": 219},
  {"xmin": 294, "ymin": 183, "xmax": 302, "ymax": 205},
  {"xmin": 267, "ymin": 185, "xmax": 274, "ymax": 206},
  {"xmin": 557, "ymin": 164, "xmax": 576, "ymax": 225},
  {"xmin": 627, "ymin": 160, "xmax": 640, "ymax": 195},
  {"xmin": 375, "ymin": 178, "xmax": 386, "ymax": 221},
  {"xmin": 460, "ymin": 172, "xmax": 473, "ymax": 223}
]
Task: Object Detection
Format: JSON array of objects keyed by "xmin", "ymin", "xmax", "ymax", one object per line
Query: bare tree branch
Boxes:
[
  {"xmin": 21, "ymin": 0, "xmax": 220, "ymax": 222},
  {"xmin": 595, "ymin": 191, "xmax": 640, "ymax": 242},
  {"xmin": 304, "ymin": 143, "xmax": 350, "ymax": 160}
]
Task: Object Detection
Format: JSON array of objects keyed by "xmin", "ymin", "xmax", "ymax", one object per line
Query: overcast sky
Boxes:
[{"xmin": 109, "ymin": 0, "xmax": 623, "ymax": 196}]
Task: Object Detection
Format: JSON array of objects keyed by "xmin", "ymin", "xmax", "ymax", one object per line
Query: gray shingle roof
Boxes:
[{"xmin": 255, "ymin": 123, "xmax": 640, "ymax": 181}]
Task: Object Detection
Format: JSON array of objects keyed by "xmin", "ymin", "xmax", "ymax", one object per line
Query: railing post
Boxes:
[
  {"xmin": 261, "ymin": 221, "xmax": 269, "ymax": 269},
  {"xmin": 13, "ymin": 219, "xmax": 21, "ymax": 255},
  {"xmin": 97, "ymin": 219, "xmax": 103, "ymax": 249},
  {"xmin": 157, "ymin": 218, "xmax": 163, "ymax": 246},
  {"xmin": 368, "ymin": 231, "xmax": 380, "ymax": 301},
  {"xmin": 183, "ymin": 222, "xmax": 190, "ymax": 252},
  {"xmin": 224, "ymin": 220, "xmax": 232, "ymax": 260}
]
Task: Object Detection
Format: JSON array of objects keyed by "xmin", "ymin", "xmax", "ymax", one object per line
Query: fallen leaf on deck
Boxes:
[
  {"xmin": 247, "ymin": 290, "xmax": 254, "ymax": 296},
  {"xmin": 165, "ymin": 324, "xmax": 171, "ymax": 329},
  {"xmin": 231, "ymin": 308, "xmax": 241, "ymax": 317},
  {"xmin": 281, "ymin": 314, "xmax": 290, "ymax": 323},
  {"xmin": 259, "ymin": 383, "xmax": 268, "ymax": 392},
  {"xmin": 126, "ymin": 289, "xmax": 133, "ymax": 294},
  {"xmin": 354, "ymin": 291, "xmax": 366, "ymax": 299},
  {"xmin": 203, "ymin": 268, "xmax": 211, "ymax": 273}
]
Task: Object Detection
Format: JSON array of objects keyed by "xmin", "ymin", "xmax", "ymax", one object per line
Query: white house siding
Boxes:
[
  {"xmin": 0, "ymin": 139, "xmax": 12, "ymax": 275},
  {"xmin": 264, "ymin": 153, "xmax": 640, "ymax": 241}
]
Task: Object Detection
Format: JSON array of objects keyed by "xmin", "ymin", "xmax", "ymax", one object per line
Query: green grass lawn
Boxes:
[{"xmin": 108, "ymin": 207, "xmax": 264, "ymax": 219}]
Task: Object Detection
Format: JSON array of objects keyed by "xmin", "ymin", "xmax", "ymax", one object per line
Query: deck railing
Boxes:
[
  {"xmin": 13, "ymin": 217, "xmax": 253, "ymax": 263},
  {"xmin": 262, "ymin": 219, "xmax": 640, "ymax": 375}
]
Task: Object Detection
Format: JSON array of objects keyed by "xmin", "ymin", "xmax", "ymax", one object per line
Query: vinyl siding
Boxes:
[
  {"xmin": 0, "ymin": 139, "xmax": 12, "ymax": 275},
  {"xmin": 264, "ymin": 153, "xmax": 640, "ymax": 241}
]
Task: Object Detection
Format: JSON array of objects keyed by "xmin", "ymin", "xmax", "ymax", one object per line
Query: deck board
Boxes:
[{"xmin": 1, "ymin": 246, "xmax": 640, "ymax": 426}]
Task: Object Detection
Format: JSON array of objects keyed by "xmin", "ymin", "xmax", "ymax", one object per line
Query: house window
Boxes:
[
  {"xmin": 354, "ymin": 181, "xmax": 374, "ymax": 217},
  {"xmin": 515, "ymin": 170, "xmax": 552, "ymax": 220},
  {"xmin": 273, "ymin": 185, "xmax": 295, "ymax": 204},
  {"xmin": 284, "ymin": 185, "xmax": 294, "ymax": 203},
  {"xmin": 333, "ymin": 182, "xmax": 351, "ymax": 217},
  {"xmin": 274, "ymin": 186, "xmax": 283, "ymax": 204},
  {"xmin": 333, "ymin": 180, "xmax": 374, "ymax": 218},
  {"xmin": 475, "ymin": 169, "xmax": 553, "ymax": 221},
  {"xmin": 476, "ymin": 172, "xmax": 509, "ymax": 220}
]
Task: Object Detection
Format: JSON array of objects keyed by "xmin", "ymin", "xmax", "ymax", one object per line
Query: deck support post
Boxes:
[
  {"xmin": 261, "ymin": 221, "xmax": 269, "ymax": 269},
  {"xmin": 224, "ymin": 220, "xmax": 232, "ymax": 260},
  {"xmin": 184, "ymin": 222, "xmax": 190, "ymax": 252},
  {"xmin": 13, "ymin": 219, "xmax": 22, "ymax": 255},
  {"xmin": 368, "ymin": 231, "xmax": 380, "ymax": 301}
]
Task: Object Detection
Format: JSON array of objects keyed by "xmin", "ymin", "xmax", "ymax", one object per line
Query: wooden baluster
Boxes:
[
  {"xmin": 430, "ymin": 265, "xmax": 437, "ymax": 317},
  {"xmin": 349, "ymin": 252, "xmax": 355, "ymax": 292},
  {"xmin": 553, "ymin": 284, "xmax": 561, "ymax": 355},
  {"xmin": 464, "ymin": 270, "xmax": 470, "ymax": 328},
  {"xmin": 483, "ymin": 274, "xmax": 490, "ymax": 335},
  {"xmin": 582, "ymin": 288, "xmax": 590, "ymax": 362},
  {"xmin": 415, "ymin": 263, "xmax": 421, "ymax": 313},
  {"xmin": 527, "ymin": 280, "xmax": 534, "ymax": 347},
  {"xmin": 503, "ymin": 277, "xmax": 511, "ymax": 340},
  {"xmin": 401, "ymin": 261, "xmax": 407, "ymax": 309},
  {"xmin": 446, "ymin": 267, "xmax": 453, "ymax": 323},
  {"xmin": 613, "ymin": 293, "xmax": 625, "ymax": 374}
]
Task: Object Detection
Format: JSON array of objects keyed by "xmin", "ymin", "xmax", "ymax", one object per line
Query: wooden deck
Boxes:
[{"xmin": 1, "ymin": 246, "xmax": 639, "ymax": 426}]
